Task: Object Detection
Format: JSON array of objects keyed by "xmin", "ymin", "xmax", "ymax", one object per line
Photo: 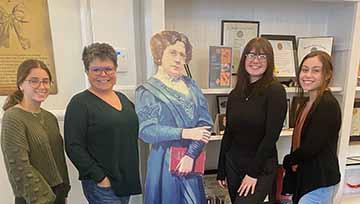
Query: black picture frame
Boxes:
[
  {"xmin": 261, "ymin": 34, "xmax": 298, "ymax": 77},
  {"xmin": 184, "ymin": 64, "xmax": 192, "ymax": 78},
  {"xmin": 350, "ymin": 99, "xmax": 360, "ymax": 141},
  {"xmin": 216, "ymin": 95, "xmax": 228, "ymax": 114}
]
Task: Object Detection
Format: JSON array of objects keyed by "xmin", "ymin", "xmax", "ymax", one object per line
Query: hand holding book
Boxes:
[
  {"xmin": 170, "ymin": 146, "xmax": 206, "ymax": 175},
  {"xmin": 175, "ymin": 155, "xmax": 194, "ymax": 176}
]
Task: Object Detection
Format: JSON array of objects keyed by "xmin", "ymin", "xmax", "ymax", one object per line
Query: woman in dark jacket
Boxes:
[{"xmin": 282, "ymin": 51, "xmax": 341, "ymax": 204}]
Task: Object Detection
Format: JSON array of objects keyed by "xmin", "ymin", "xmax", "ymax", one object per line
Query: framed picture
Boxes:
[
  {"xmin": 283, "ymin": 99, "xmax": 290, "ymax": 129},
  {"xmin": 216, "ymin": 96, "xmax": 228, "ymax": 114},
  {"xmin": 221, "ymin": 20, "xmax": 260, "ymax": 74},
  {"xmin": 218, "ymin": 114, "xmax": 226, "ymax": 135},
  {"xmin": 350, "ymin": 99, "xmax": 360, "ymax": 141},
  {"xmin": 289, "ymin": 96, "xmax": 308, "ymax": 128},
  {"xmin": 297, "ymin": 36, "xmax": 334, "ymax": 65},
  {"xmin": 184, "ymin": 64, "xmax": 192, "ymax": 78},
  {"xmin": 209, "ymin": 46, "xmax": 232, "ymax": 88},
  {"xmin": 261, "ymin": 35, "xmax": 298, "ymax": 77}
]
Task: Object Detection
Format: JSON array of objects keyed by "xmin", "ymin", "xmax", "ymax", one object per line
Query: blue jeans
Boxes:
[
  {"xmin": 298, "ymin": 185, "xmax": 336, "ymax": 204},
  {"xmin": 81, "ymin": 180, "xmax": 130, "ymax": 204}
]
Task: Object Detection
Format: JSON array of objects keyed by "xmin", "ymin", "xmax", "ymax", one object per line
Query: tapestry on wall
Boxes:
[{"xmin": 0, "ymin": 0, "xmax": 57, "ymax": 95}]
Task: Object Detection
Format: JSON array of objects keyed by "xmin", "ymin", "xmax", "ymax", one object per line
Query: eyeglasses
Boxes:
[
  {"xmin": 88, "ymin": 66, "xmax": 116, "ymax": 75},
  {"xmin": 25, "ymin": 78, "xmax": 52, "ymax": 88},
  {"xmin": 245, "ymin": 53, "xmax": 267, "ymax": 62}
]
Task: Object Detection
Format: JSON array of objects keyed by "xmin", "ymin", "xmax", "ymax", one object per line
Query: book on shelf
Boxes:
[
  {"xmin": 209, "ymin": 46, "xmax": 232, "ymax": 88},
  {"xmin": 169, "ymin": 146, "xmax": 206, "ymax": 175}
]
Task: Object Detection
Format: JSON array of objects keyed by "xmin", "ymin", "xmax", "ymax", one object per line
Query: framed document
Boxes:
[
  {"xmin": 221, "ymin": 20, "xmax": 259, "ymax": 74},
  {"xmin": 216, "ymin": 95, "xmax": 228, "ymax": 114},
  {"xmin": 261, "ymin": 35, "xmax": 297, "ymax": 77},
  {"xmin": 209, "ymin": 46, "xmax": 232, "ymax": 88},
  {"xmin": 297, "ymin": 36, "xmax": 334, "ymax": 65}
]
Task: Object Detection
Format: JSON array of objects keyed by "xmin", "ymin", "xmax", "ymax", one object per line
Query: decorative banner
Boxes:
[{"xmin": 0, "ymin": 0, "xmax": 57, "ymax": 95}]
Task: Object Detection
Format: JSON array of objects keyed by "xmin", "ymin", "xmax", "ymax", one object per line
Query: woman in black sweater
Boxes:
[
  {"xmin": 217, "ymin": 37, "xmax": 287, "ymax": 203},
  {"xmin": 282, "ymin": 51, "xmax": 341, "ymax": 204}
]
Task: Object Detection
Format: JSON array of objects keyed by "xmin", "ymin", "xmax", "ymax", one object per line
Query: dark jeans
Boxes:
[
  {"xmin": 225, "ymin": 156, "xmax": 277, "ymax": 204},
  {"xmin": 81, "ymin": 180, "xmax": 130, "ymax": 204},
  {"xmin": 15, "ymin": 183, "xmax": 67, "ymax": 204}
]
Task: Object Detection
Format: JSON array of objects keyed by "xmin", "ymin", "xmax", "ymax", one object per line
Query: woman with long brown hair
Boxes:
[
  {"xmin": 282, "ymin": 51, "xmax": 341, "ymax": 204},
  {"xmin": 217, "ymin": 37, "xmax": 287, "ymax": 203},
  {"xmin": 1, "ymin": 59, "xmax": 70, "ymax": 204}
]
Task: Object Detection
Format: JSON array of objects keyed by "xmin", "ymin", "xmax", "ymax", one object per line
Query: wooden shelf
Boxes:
[
  {"xmin": 201, "ymin": 88, "xmax": 232, "ymax": 95},
  {"xmin": 210, "ymin": 128, "xmax": 293, "ymax": 141},
  {"xmin": 201, "ymin": 87, "xmax": 343, "ymax": 95},
  {"xmin": 356, "ymin": 87, "xmax": 360, "ymax": 92}
]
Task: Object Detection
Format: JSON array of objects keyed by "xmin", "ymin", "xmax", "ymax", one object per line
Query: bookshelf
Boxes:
[{"xmin": 142, "ymin": 0, "xmax": 360, "ymax": 202}]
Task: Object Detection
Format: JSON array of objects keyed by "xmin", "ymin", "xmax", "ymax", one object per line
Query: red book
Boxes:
[{"xmin": 169, "ymin": 146, "xmax": 206, "ymax": 175}]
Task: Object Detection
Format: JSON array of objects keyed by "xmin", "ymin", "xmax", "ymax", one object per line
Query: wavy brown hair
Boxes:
[
  {"xmin": 150, "ymin": 30, "xmax": 192, "ymax": 66},
  {"xmin": 234, "ymin": 37, "xmax": 275, "ymax": 95},
  {"xmin": 2, "ymin": 59, "xmax": 52, "ymax": 111}
]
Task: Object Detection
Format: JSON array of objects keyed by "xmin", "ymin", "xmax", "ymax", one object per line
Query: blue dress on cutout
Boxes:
[{"xmin": 135, "ymin": 77, "xmax": 213, "ymax": 204}]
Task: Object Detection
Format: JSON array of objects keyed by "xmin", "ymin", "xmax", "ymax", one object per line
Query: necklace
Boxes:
[{"xmin": 16, "ymin": 104, "xmax": 45, "ymax": 125}]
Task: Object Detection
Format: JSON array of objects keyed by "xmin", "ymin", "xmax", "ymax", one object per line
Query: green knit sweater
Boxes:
[{"xmin": 1, "ymin": 107, "xmax": 70, "ymax": 204}]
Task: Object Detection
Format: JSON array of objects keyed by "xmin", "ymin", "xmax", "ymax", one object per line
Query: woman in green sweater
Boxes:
[
  {"xmin": 1, "ymin": 59, "xmax": 71, "ymax": 204},
  {"xmin": 64, "ymin": 42, "xmax": 141, "ymax": 204}
]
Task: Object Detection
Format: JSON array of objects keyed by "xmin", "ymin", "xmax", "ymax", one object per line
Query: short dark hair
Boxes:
[
  {"xmin": 82, "ymin": 42, "xmax": 117, "ymax": 71},
  {"xmin": 150, "ymin": 31, "xmax": 192, "ymax": 65}
]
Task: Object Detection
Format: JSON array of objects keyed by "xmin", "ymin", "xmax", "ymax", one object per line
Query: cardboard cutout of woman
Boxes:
[{"xmin": 136, "ymin": 31, "xmax": 213, "ymax": 204}]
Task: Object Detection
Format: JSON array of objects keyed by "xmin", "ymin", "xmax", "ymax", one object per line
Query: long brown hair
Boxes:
[
  {"xmin": 2, "ymin": 59, "xmax": 52, "ymax": 111},
  {"xmin": 296, "ymin": 50, "xmax": 333, "ymax": 107},
  {"xmin": 234, "ymin": 37, "xmax": 275, "ymax": 95}
]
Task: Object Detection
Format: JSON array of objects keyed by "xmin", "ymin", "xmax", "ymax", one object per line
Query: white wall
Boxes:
[{"xmin": 0, "ymin": 0, "xmax": 143, "ymax": 203}]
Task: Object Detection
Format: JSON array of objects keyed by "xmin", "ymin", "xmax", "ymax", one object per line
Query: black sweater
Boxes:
[
  {"xmin": 64, "ymin": 90, "xmax": 142, "ymax": 197},
  {"xmin": 282, "ymin": 91, "xmax": 341, "ymax": 203},
  {"xmin": 217, "ymin": 81, "xmax": 287, "ymax": 179}
]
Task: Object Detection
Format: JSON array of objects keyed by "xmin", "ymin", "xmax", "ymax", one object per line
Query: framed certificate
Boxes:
[
  {"xmin": 221, "ymin": 20, "xmax": 259, "ymax": 74},
  {"xmin": 261, "ymin": 35, "xmax": 297, "ymax": 77},
  {"xmin": 297, "ymin": 36, "xmax": 334, "ymax": 65}
]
